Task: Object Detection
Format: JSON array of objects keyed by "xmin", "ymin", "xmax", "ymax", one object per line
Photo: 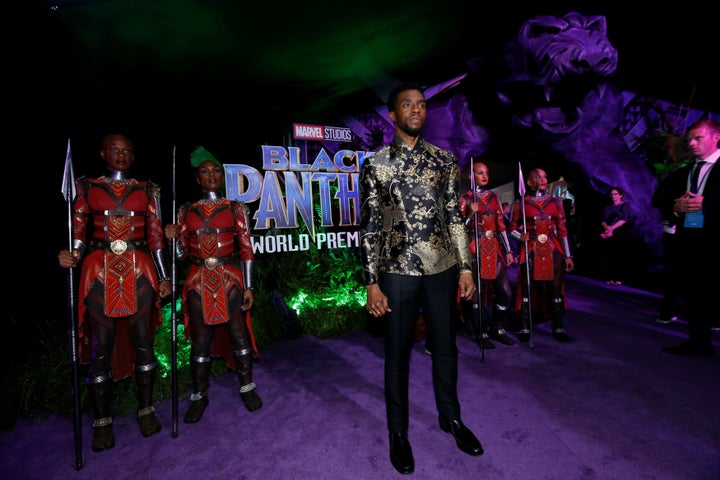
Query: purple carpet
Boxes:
[{"xmin": 2, "ymin": 274, "xmax": 718, "ymax": 480}]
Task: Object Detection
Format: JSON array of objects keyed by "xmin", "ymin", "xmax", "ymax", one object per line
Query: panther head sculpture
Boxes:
[{"xmin": 471, "ymin": 11, "xmax": 619, "ymax": 137}]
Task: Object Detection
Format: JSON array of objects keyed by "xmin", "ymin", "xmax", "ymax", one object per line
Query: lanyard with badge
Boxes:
[{"xmin": 684, "ymin": 162, "xmax": 712, "ymax": 228}]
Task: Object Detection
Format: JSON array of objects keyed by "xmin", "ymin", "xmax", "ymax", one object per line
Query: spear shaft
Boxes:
[
  {"xmin": 469, "ymin": 164, "xmax": 485, "ymax": 362},
  {"xmin": 171, "ymin": 146, "xmax": 179, "ymax": 437},
  {"xmin": 62, "ymin": 138, "xmax": 83, "ymax": 470},
  {"xmin": 518, "ymin": 163, "xmax": 535, "ymax": 348}
]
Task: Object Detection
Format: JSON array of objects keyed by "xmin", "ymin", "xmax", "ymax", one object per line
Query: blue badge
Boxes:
[{"xmin": 683, "ymin": 211, "xmax": 704, "ymax": 228}]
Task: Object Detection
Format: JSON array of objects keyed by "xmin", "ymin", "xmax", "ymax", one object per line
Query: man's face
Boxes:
[
  {"xmin": 389, "ymin": 89, "xmax": 426, "ymax": 137},
  {"xmin": 687, "ymin": 125, "xmax": 720, "ymax": 160}
]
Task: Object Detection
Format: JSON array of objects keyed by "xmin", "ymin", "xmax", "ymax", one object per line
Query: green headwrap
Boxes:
[{"xmin": 190, "ymin": 146, "xmax": 223, "ymax": 168}]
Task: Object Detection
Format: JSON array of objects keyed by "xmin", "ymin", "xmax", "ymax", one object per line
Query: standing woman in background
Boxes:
[{"xmin": 599, "ymin": 186, "xmax": 633, "ymax": 286}]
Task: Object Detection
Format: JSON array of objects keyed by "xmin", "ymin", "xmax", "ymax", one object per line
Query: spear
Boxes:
[
  {"xmin": 518, "ymin": 162, "xmax": 535, "ymax": 348},
  {"xmin": 61, "ymin": 138, "xmax": 83, "ymax": 470},
  {"xmin": 468, "ymin": 162, "xmax": 485, "ymax": 363},
  {"xmin": 171, "ymin": 145, "xmax": 179, "ymax": 438}
]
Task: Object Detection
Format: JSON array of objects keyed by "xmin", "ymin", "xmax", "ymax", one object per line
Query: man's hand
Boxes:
[
  {"xmin": 164, "ymin": 224, "xmax": 179, "ymax": 239},
  {"xmin": 158, "ymin": 279, "xmax": 172, "ymax": 298},
  {"xmin": 58, "ymin": 250, "xmax": 80, "ymax": 268},
  {"xmin": 365, "ymin": 284, "xmax": 391, "ymax": 317},
  {"xmin": 458, "ymin": 271, "xmax": 476, "ymax": 301},
  {"xmin": 674, "ymin": 191, "xmax": 703, "ymax": 213}
]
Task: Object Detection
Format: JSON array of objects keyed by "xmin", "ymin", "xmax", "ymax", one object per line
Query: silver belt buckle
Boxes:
[
  {"xmin": 110, "ymin": 240, "xmax": 128, "ymax": 254},
  {"xmin": 484, "ymin": 230, "xmax": 494, "ymax": 240},
  {"xmin": 204, "ymin": 257, "xmax": 219, "ymax": 269},
  {"xmin": 537, "ymin": 234, "xmax": 548, "ymax": 244}
]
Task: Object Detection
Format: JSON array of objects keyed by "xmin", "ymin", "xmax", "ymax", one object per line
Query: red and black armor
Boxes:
[
  {"xmin": 509, "ymin": 190, "xmax": 572, "ymax": 340},
  {"xmin": 72, "ymin": 174, "xmax": 167, "ymax": 380},
  {"xmin": 175, "ymin": 196, "xmax": 258, "ymax": 367}
]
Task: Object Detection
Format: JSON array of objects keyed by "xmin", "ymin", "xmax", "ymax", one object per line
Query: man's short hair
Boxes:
[{"xmin": 387, "ymin": 81, "xmax": 425, "ymax": 112}]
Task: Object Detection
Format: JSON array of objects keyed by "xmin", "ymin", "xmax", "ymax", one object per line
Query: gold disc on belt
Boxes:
[
  {"xmin": 485, "ymin": 230, "xmax": 494, "ymax": 240},
  {"xmin": 110, "ymin": 240, "xmax": 127, "ymax": 254},
  {"xmin": 204, "ymin": 257, "xmax": 219, "ymax": 269},
  {"xmin": 537, "ymin": 234, "xmax": 548, "ymax": 243}
]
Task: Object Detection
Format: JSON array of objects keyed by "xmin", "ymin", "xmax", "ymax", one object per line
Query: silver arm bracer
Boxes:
[
  {"xmin": 242, "ymin": 260, "xmax": 255, "ymax": 291},
  {"xmin": 72, "ymin": 239, "xmax": 86, "ymax": 257},
  {"xmin": 151, "ymin": 249, "xmax": 171, "ymax": 282},
  {"xmin": 499, "ymin": 231, "xmax": 512, "ymax": 253},
  {"xmin": 173, "ymin": 239, "xmax": 186, "ymax": 259},
  {"xmin": 561, "ymin": 236, "xmax": 573, "ymax": 259}
]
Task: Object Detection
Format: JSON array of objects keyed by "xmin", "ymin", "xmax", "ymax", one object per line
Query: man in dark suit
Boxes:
[{"xmin": 652, "ymin": 118, "xmax": 719, "ymax": 356}]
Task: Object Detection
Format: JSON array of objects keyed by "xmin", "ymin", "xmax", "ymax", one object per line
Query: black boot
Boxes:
[
  {"xmin": 489, "ymin": 324, "xmax": 516, "ymax": 345},
  {"xmin": 184, "ymin": 358, "xmax": 211, "ymax": 423},
  {"xmin": 236, "ymin": 353, "xmax": 262, "ymax": 412},
  {"xmin": 517, "ymin": 303, "xmax": 531, "ymax": 343},
  {"xmin": 481, "ymin": 332, "xmax": 496, "ymax": 349},
  {"xmin": 89, "ymin": 378, "xmax": 115, "ymax": 452},
  {"xmin": 551, "ymin": 299, "xmax": 571, "ymax": 343},
  {"xmin": 488, "ymin": 306, "xmax": 516, "ymax": 345},
  {"xmin": 135, "ymin": 364, "xmax": 162, "ymax": 437},
  {"xmin": 465, "ymin": 303, "xmax": 494, "ymax": 349}
]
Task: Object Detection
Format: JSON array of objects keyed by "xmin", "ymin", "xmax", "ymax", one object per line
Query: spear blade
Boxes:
[{"xmin": 61, "ymin": 138, "xmax": 76, "ymax": 202}]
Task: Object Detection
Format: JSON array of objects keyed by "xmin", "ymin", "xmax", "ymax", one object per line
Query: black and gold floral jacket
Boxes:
[{"xmin": 359, "ymin": 135, "xmax": 472, "ymax": 285}]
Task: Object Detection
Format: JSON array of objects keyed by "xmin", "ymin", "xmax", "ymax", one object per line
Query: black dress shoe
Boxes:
[
  {"xmin": 662, "ymin": 341, "xmax": 715, "ymax": 357},
  {"xmin": 389, "ymin": 431, "xmax": 414, "ymax": 474},
  {"xmin": 439, "ymin": 417, "xmax": 484, "ymax": 456}
]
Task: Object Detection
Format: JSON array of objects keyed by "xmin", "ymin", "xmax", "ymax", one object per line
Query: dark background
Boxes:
[
  {"xmin": 6, "ymin": 1, "xmax": 718, "ymax": 159},
  {"xmin": 3, "ymin": 2, "xmax": 716, "ymax": 363}
]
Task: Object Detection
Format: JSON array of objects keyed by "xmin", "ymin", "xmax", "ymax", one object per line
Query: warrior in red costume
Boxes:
[
  {"xmin": 459, "ymin": 161, "xmax": 516, "ymax": 349},
  {"xmin": 165, "ymin": 146, "xmax": 260, "ymax": 424},
  {"xmin": 58, "ymin": 134, "xmax": 171, "ymax": 452},
  {"xmin": 509, "ymin": 168, "xmax": 574, "ymax": 343}
]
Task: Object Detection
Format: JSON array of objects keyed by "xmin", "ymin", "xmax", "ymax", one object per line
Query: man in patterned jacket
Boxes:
[{"xmin": 360, "ymin": 81, "xmax": 483, "ymax": 475}]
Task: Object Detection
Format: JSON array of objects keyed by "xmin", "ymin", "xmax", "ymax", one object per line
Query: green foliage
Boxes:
[
  {"xmin": 14, "ymin": 339, "xmax": 86, "ymax": 422},
  {"xmin": 297, "ymin": 303, "xmax": 366, "ymax": 339},
  {"xmin": 249, "ymin": 286, "xmax": 298, "ymax": 345},
  {"xmin": 639, "ymin": 129, "xmax": 694, "ymax": 179}
]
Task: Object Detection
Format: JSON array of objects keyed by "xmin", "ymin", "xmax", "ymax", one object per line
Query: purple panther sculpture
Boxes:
[{"xmin": 343, "ymin": 12, "xmax": 664, "ymax": 265}]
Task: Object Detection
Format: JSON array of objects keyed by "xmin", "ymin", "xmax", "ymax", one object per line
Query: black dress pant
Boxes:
[
  {"xmin": 381, "ymin": 267, "xmax": 461, "ymax": 433},
  {"xmin": 676, "ymin": 228, "xmax": 714, "ymax": 348}
]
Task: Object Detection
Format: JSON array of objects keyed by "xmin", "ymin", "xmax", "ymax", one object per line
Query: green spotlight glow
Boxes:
[{"xmin": 157, "ymin": 298, "xmax": 191, "ymax": 377}]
